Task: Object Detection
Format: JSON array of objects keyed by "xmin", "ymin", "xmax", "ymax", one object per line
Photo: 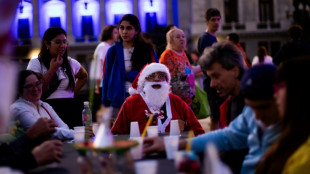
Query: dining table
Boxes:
[{"xmin": 26, "ymin": 133, "xmax": 190, "ymax": 174}]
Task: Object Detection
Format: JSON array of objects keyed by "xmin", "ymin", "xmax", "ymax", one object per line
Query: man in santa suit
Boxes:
[{"xmin": 111, "ymin": 63, "xmax": 204, "ymax": 136}]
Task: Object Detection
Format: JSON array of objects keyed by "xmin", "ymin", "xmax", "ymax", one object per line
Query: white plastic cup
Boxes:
[
  {"xmin": 130, "ymin": 121, "xmax": 140, "ymax": 138},
  {"xmin": 134, "ymin": 160, "xmax": 158, "ymax": 174},
  {"xmin": 74, "ymin": 130, "xmax": 85, "ymax": 143},
  {"xmin": 92, "ymin": 123, "xmax": 99, "ymax": 136},
  {"xmin": 74, "ymin": 126, "xmax": 85, "ymax": 132},
  {"xmin": 163, "ymin": 136, "xmax": 179, "ymax": 159},
  {"xmin": 170, "ymin": 120, "xmax": 180, "ymax": 136},
  {"xmin": 147, "ymin": 126, "xmax": 158, "ymax": 137},
  {"xmin": 130, "ymin": 137, "xmax": 143, "ymax": 160}
]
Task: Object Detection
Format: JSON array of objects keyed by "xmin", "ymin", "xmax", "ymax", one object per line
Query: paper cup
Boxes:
[
  {"xmin": 74, "ymin": 130, "xmax": 85, "ymax": 143},
  {"xmin": 147, "ymin": 126, "xmax": 158, "ymax": 137},
  {"xmin": 92, "ymin": 123, "xmax": 99, "ymax": 136},
  {"xmin": 130, "ymin": 121, "xmax": 140, "ymax": 138},
  {"xmin": 134, "ymin": 160, "xmax": 158, "ymax": 174},
  {"xmin": 163, "ymin": 136, "xmax": 179, "ymax": 159},
  {"xmin": 74, "ymin": 126, "xmax": 85, "ymax": 132},
  {"xmin": 130, "ymin": 137, "xmax": 143, "ymax": 160},
  {"xmin": 170, "ymin": 120, "xmax": 180, "ymax": 136}
]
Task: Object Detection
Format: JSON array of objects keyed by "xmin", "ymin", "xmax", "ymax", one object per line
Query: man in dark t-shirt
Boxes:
[{"xmin": 197, "ymin": 8, "xmax": 225, "ymax": 130}]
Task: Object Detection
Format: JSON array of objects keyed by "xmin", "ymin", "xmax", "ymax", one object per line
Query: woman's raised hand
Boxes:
[{"xmin": 50, "ymin": 54, "xmax": 63, "ymax": 71}]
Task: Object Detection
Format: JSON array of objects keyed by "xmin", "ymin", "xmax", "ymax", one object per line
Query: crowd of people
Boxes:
[{"xmin": 1, "ymin": 3, "xmax": 310, "ymax": 174}]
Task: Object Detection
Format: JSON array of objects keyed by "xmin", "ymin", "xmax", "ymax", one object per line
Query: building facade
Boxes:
[{"xmin": 14, "ymin": 0, "xmax": 296, "ymax": 66}]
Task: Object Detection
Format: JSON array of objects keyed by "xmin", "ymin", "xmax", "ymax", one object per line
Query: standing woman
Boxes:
[
  {"xmin": 159, "ymin": 28, "xmax": 195, "ymax": 105},
  {"xmin": 91, "ymin": 25, "xmax": 118, "ymax": 94},
  {"xmin": 27, "ymin": 27, "xmax": 88, "ymax": 128},
  {"xmin": 252, "ymin": 46, "xmax": 273, "ymax": 66},
  {"xmin": 255, "ymin": 57, "xmax": 310, "ymax": 174},
  {"xmin": 102, "ymin": 14, "xmax": 158, "ymax": 119}
]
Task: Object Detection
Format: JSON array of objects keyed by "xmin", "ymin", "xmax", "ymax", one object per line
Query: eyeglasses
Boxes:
[
  {"xmin": 23, "ymin": 81, "xmax": 42, "ymax": 90},
  {"xmin": 273, "ymin": 82, "xmax": 286, "ymax": 94},
  {"xmin": 146, "ymin": 72, "xmax": 167, "ymax": 81},
  {"xmin": 51, "ymin": 39, "xmax": 69, "ymax": 45}
]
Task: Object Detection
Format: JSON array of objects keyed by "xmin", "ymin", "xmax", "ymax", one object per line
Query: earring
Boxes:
[{"xmin": 47, "ymin": 47, "xmax": 49, "ymax": 50}]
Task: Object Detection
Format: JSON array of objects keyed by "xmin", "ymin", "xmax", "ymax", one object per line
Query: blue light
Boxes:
[
  {"xmin": 13, "ymin": 1, "xmax": 33, "ymax": 39},
  {"xmin": 72, "ymin": 0, "xmax": 100, "ymax": 39},
  {"xmin": 105, "ymin": 0, "xmax": 134, "ymax": 25},
  {"xmin": 39, "ymin": 0, "xmax": 66, "ymax": 38},
  {"xmin": 138, "ymin": 0, "xmax": 167, "ymax": 32}
]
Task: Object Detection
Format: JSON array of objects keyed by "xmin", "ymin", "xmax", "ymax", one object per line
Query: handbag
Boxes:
[{"xmin": 191, "ymin": 85, "xmax": 211, "ymax": 119}]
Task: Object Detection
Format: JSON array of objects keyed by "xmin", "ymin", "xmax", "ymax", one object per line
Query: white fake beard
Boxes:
[{"xmin": 143, "ymin": 81, "xmax": 170, "ymax": 111}]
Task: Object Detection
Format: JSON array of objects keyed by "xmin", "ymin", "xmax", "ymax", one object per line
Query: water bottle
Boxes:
[{"xmin": 82, "ymin": 101, "xmax": 92, "ymax": 142}]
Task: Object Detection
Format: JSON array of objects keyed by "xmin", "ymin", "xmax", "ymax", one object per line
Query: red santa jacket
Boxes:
[{"xmin": 111, "ymin": 93, "xmax": 205, "ymax": 136}]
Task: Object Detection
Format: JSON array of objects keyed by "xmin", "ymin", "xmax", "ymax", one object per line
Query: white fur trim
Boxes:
[
  {"xmin": 137, "ymin": 63, "xmax": 171, "ymax": 92},
  {"xmin": 128, "ymin": 87, "xmax": 138, "ymax": 95}
]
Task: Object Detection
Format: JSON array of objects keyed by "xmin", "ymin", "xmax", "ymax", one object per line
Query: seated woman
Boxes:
[{"xmin": 11, "ymin": 70, "xmax": 73, "ymax": 141}]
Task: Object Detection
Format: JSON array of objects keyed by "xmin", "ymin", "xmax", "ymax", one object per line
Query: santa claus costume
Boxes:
[{"xmin": 111, "ymin": 63, "xmax": 204, "ymax": 136}]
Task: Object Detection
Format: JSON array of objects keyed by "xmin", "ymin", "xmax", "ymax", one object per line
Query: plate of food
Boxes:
[{"xmin": 74, "ymin": 139, "xmax": 139, "ymax": 154}]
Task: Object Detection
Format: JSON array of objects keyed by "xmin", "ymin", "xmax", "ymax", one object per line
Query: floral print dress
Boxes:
[{"xmin": 159, "ymin": 49, "xmax": 195, "ymax": 105}]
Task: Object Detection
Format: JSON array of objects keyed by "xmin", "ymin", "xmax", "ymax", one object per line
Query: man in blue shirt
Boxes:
[{"xmin": 143, "ymin": 65, "xmax": 281, "ymax": 174}]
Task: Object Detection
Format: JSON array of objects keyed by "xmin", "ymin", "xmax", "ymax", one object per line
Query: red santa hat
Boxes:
[{"xmin": 128, "ymin": 63, "xmax": 171, "ymax": 95}]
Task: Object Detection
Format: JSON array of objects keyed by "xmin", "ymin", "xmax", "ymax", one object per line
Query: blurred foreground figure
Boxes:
[{"xmin": 0, "ymin": 2, "xmax": 63, "ymax": 171}]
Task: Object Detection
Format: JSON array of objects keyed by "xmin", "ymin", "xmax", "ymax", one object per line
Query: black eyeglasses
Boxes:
[{"xmin": 23, "ymin": 81, "xmax": 42, "ymax": 89}]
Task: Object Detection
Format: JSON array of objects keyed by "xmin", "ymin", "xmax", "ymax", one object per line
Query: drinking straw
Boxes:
[
  {"xmin": 141, "ymin": 114, "xmax": 154, "ymax": 138},
  {"xmin": 185, "ymin": 130, "xmax": 194, "ymax": 152}
]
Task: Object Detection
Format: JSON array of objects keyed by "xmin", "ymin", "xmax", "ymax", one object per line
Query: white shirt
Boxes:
[
  {"xmin": 10, "ymin": 98, "xmax": 74, "ymax": 140},
  {"xmin": 124, "ymin": 47, "xmax": 134, "ymax": 93},
  {"xmin": 90, "ymin": 42, "xmax": 112, "ymax": 87},
  {"xmin": 27, "ymin": 57, "xmax": 81, "ymax": 99},
  {"xmin": 252, "ymin": 55, "xmax": 274, "ymax": 66}
]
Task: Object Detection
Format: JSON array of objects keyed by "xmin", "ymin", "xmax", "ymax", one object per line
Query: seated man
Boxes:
[
  {"xmin": 143, "ymin": 65, "xmax": 281, "ymax": 174},
  {"xmin": 111, "ymin": 63, "xmax": 204, "ymax": 136}
]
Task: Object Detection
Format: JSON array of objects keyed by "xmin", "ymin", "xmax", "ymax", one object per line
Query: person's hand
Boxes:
[
  {"xmin": 32, "ymin": 140, "xmax": 63, "ymax": 165},
  {"xmin": 94, "ymin": 87, "xmax": 100, "ymax": 94},
  {"xmin": 26, "ymin": 117, "xmax": 57, "ymax": 141},
  {"xmin": 50, "ymin": 54, "xmax": 63, "ymax": 72},
  {"xmin": 143, "ymin": 137, "xmax": 165, "ymax": 154}
]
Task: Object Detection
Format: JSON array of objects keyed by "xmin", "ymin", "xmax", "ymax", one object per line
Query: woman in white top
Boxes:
[
  {"xmin": 27, "ymin": 27, "xmax": 88, "ymax": 128},
  {"xmin": 11, "ymin": 70, "xmax": 73, "ymax": 140},
  {"xmin": 90, "ymin": 25, "xmax": 118, "ymax": 119},
  {"xmin": 91, "ymin": 25, "xmax": 118, "ymax": 94},
  {"xmin": 252, "ymin": 46, "xmax": 273, "ymax": 66}
]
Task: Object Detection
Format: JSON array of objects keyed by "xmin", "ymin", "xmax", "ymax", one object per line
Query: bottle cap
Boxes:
[{"xmin": 83, "ymin": 101, "xmax": 89, "ymax": 106}]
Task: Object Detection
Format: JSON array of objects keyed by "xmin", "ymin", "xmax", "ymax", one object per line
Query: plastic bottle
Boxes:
[{"xmin": 82, "ymin": 101, "xmax": 92, "ymax": 143}]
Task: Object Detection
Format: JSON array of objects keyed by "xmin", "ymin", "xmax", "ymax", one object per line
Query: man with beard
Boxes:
[{"xmin": 111, "ymin": 63, "xmax": 204, "ymax": 136}]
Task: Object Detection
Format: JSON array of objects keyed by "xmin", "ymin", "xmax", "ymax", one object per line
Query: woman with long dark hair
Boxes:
[
  {"xmin": 256, "ymin": 57, "xmax": 310, "ymax": 174},
  {"xmin": 27, "ymin": 27, "xmax": 88, "ymax": 128},
  {"xmin": 102, "ymin": 14, "xmax": 158, "ymax": 119},
  {"xmin": 252, "ymin": 46, "xmax": 273, "ymax": 66}
]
